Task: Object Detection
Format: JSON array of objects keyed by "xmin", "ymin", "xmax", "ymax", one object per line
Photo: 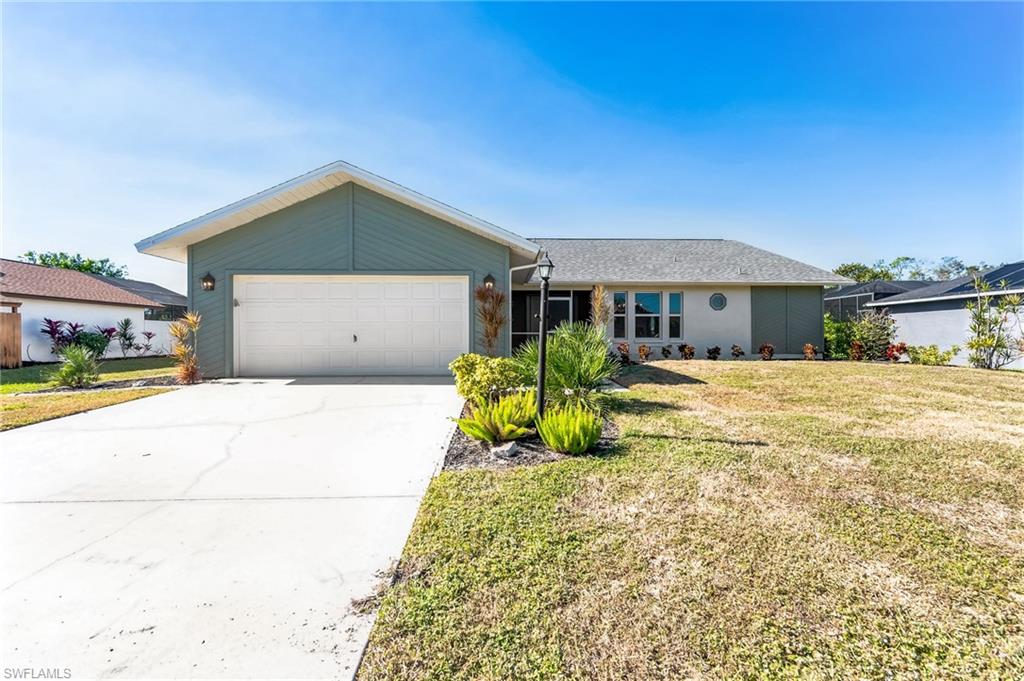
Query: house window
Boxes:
[
  {"xmin": 613, "ymin": 291, "xmax": 627, "ymax": 338},
  {"xmin": 709, "ymin": 293, "xmax": 727, "ymax": 311},
  {"xmin": 668, "ymin": 292, "xmax": 683, "ymax": 338},
  {"xmin": 634, "ymin": 292, "xmax": 661, "ymax": 338}
]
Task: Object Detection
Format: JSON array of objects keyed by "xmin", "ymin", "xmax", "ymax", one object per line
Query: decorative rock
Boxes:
[{"xmin": 490, "ymin": 441, "xmax": 519, "ymax": 459}]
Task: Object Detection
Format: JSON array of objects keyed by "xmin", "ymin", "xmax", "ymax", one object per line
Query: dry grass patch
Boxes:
[
  {"xmin": 360, "ymin": 361, "xmax": 1024, "ymax": 679},
  {"xmin": 0, "ymin": 388, "xmax": 172, "ymax": 430}
]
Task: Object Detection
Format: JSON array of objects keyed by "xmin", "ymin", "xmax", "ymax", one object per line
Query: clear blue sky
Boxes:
[{"xmin": 3, "ymin": 2, "xmax": 1022, "ymax": 291}]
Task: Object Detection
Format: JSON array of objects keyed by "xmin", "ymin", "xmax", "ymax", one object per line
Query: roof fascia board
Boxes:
[{"xmin": 135, "ymin": 161, "xmax": 541, "ymax": 262}]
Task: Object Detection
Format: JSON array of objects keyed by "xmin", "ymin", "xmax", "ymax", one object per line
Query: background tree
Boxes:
[
  {"xmin": 20, "ymin": 251, "xmax": 128, "ymax": 278},
  {"xmin": 833, "ymin": 262, "xmax": 893, "ymax": 283},
  {"xmin": 835, "ymin": 256, "xmax": 993, "ymax": 283}
]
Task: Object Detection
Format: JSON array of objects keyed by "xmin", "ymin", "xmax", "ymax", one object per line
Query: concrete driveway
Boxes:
[{"xmin": 0, "ymin": 378, "xmax": 462, "ymax": 679}]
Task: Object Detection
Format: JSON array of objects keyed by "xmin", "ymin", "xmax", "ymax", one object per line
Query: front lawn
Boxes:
[
  {"xmin": 0, "ymin": 387, "xmax": 172, "ymax": 431},
  {"xmin": 0, "ymin": 356, "xmax": 174, "ymax": 394},
  {"xmin": 360, "ymin": 361, "xmax": 1024, "ymax": 679}
]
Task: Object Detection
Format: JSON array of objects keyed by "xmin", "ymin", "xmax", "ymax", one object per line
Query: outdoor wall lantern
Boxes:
[
  {"xmin": 201, "ymin": 273, "xmax": 216, "ymax": 291},
  {"xmin": 483, "ymin": 273, "xmax": 496, "ymax": 288},
  {"xmin": 535, "ymin": 253, "xmax": 554, "ymax": 417}
]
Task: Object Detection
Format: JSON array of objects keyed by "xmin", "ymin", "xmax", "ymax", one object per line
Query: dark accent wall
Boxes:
[{"xmin": 751, "ymin": 286, "xmax": 824, "ymax": 354}]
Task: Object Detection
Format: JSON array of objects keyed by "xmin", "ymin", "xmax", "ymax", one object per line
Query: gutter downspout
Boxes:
[{"xmin": 507, "ymin": 251, "xmax": 545, "ymax": 355}]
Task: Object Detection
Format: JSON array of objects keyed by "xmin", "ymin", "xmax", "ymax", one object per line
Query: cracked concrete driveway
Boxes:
[{"xmin": 0, "ymin": 377, "xmax": 462, "ymax": 679}]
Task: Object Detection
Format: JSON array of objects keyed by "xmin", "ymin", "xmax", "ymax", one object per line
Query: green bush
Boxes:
[
  {"xmin": 852, "ymin": 309, "xmax": 897, "ymax": 360},
  {"xmin": 512, "ymin": 321, "xmax": 620, "ymax": 411},
  {"xmin": 456, "ymin": 389, "xmax": 537, "ymax": 443},
  {"xmin": 50, "ymin": 345, "xmax": 101, "ymax": 388},
  {"xmin": 906, "ymin": 344, "xmax": 960, "ymax": 366},
  {"xmin": 535, "ymin": 405, "xmax": 603, "ymax": 455},
  {"xmin": 448, "ymin": 353, "xmax": 523, "ymax": 403},
  {"xmin": 72, "ymin": 331, "xmax": 112, "ymax": 358},
  {"xmin": 823, "ymin": 313, "xmax": 855, "ymax": 359}
]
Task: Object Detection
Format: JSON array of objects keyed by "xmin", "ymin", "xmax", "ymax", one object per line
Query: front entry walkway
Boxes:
[{"xmin": 1, "ymin": 377, "xmax": 462, "ymax": 679}]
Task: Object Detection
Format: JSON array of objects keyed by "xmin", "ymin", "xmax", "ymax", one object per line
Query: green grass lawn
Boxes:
[
  {"xmin": 360, "ymin": 361, "xmax": 1024, "ymax": 679},
  {"xmin": 0, "ymin": 387, "xmax": 172, "ymax": 431},
  {"xmin": 0, "ymin": 356, "xmax": 174, "ymax": 394}
]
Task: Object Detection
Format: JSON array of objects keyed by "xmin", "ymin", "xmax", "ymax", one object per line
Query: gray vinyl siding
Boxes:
[
  {"xmin": 189, "ymin": 182, "xmax": 509, "ymax": 377},
  {"xmin": 752, "ymin": 286, "xmax": 824, "ymax": 355}
]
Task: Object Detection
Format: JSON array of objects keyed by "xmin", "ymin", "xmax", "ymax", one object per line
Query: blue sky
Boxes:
[{"xmin": 3, "ymin": 2, "xmax": 1022, "ymax": 291}]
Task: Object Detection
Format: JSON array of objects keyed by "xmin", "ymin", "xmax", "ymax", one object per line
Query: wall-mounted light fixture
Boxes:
[
  {"xmin": 482, "ymin": 273, "xmax": 496, "ymax": 288},
  {"xmin": 200, "ymin": 273, "xmax": 216, "ymax": 291}
]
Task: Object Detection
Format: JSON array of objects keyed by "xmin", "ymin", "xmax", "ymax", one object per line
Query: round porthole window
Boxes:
[{"xmin": 709, "ymin": 293, "xmax": 727, "ymax": 311}]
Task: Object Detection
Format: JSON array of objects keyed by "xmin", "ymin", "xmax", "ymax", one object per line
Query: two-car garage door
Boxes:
[{"xmin": 234, "ymin": 275, "xmax": 469, "ymax": 376}]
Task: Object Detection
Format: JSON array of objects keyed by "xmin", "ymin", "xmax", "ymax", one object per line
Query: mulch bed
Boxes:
[
  {"xmin": 443, "ymin": 409, "xmax": 620, "ymax": 472},
  {"xmin": 36, "ymin": 375, "xmax": 185, "ymax": 393}
]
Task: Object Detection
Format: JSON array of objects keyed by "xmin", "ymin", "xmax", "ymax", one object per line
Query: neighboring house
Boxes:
[
  {"xmin": 0, "ymin": 259, "xmax": 186, "ymax": 362},
  {"xmin": 864, "ymin": 261, "xmax": 1024, "ymax": 369},
  {"xmin": 135, "ymin": 161, "xmax": 851, "ymax": 377},
  {"xmin": 824, "ymin": 280, "xmax": 935, "ymax": 321}
]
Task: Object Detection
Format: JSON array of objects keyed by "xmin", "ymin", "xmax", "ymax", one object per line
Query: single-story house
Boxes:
[
  {"xmin": 824, "ymin": 279, "xmax": 935, "ymax": 321},
  {"xmin": 865, "ymin": 260, "xmax": 1024, "ymax": 370},
  {"xmin": 136, "ymin": 161, "xmax": 851, "ymax": 377},
  {"xmin": 0, "ymin": 258, "xmax": 186, "ymax": 362}
]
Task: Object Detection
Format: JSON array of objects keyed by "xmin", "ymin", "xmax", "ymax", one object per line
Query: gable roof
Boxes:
[
  {"xmin": 526, "ymin": 239, "xmax": 852, "ymax": 285},
  {"xmin": 824, "ymin": 279, "xmax": 935, "ymax": 300},
  {"xmin": 136, "ymin": 160, "xmax": 542, "ymax": 263},
  {"xmin": 865, "ymin": 261, "xmax": 1024, "ymax": 307},
  {"xmin": 0, "ymin": 259, "xmax": 160, "ymax": 307},
  {"xmin": 88, "ymin": 274, "xmax": 186, "ymax": 308}
]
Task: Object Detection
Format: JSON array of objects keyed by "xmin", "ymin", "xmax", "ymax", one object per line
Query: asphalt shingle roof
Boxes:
[
  {"xmin": 0, "ymin": 259, "xmax": 163, "ymax": 307},
  {"xmin": 527, "ymin": 239, "xmax": 851, "ymax": 285},
  {"xmin": 824, "ymin": 279, "xmax": 935, "ymax": 300},
  {"xmin": 88, "ymin": 274, "xmax": 186, "ymax": 308}
]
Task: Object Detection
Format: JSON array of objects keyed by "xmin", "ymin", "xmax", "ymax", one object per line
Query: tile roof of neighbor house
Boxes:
[
  {"xmin": 88, "ymin": 274, "xmax": 187, "ymax": 308},
  {"xmin": 527, "ymin": 239, "xmax": 853, "ymax": 285},
  {"xmin": 0, "ymin": 259, "xmax": 162, "ymax": 307},
  {"xmin": 824, "ymin": 279, "xmax": 936, "ymax": 300},
  {"xmin": 865, "ymin": 260, "xmax": 1024, "ymax": 306}
]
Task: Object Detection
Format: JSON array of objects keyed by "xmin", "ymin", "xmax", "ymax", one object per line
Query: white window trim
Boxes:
[{"xmin": 632, "ymin": 291, "xmax": 663, "ymax": 341}]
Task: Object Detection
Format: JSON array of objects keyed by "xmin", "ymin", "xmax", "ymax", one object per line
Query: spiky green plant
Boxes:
[
  {"xmin": 49, "ymin": 345, "xmax": 100, "ymax": 388},
  {"xmin": 535, "ymin": 405, "xmax": 603, "ymax": 455},
  {"xmin": 513, "ymin": 321, "xmax": 619, "ymax": 411},
  {"xmin": 456, "ymin": 389, "xmax": 537, "ymax": 443}
]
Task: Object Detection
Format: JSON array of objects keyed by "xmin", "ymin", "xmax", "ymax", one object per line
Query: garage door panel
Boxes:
[{"xmin": 235, "ymin": 275, "xmax": 469, "ymax": 376}]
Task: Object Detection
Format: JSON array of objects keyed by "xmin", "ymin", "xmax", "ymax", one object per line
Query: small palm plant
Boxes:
[
  {"xmin": 50, "ymin": 345, "xmax": 100, "ymax": 388},
  {"xmin": 169, "ymin": 311, "xmax": 202, "ymax": 384}
]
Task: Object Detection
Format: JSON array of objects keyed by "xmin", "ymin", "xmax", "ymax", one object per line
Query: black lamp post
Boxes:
[{"xmin": 535, "ymin": 253, "xmax": 554, "ymax": 417}]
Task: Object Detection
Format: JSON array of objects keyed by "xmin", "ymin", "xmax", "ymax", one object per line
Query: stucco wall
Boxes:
[
  {"xmin": 5, "ymin": 296, "xmax": 172, "ymax": 362},
  {"xmin": 890, "ymin": 303, "xmax": 1023, "ymax": 370}
]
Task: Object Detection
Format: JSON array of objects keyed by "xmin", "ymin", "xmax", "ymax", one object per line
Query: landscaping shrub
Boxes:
[
  {"xmin": 637, "ymin": 344, "xmax": 651, "ymax": 362},
  {"xmin": 449, "ymin": 353, "xmax": 522, "ymax": 403},
  {"xmin": 50, "ymin": 345, "xmax": 100, "ymax": 388},
  {"xmin": 885, "ymin": 342, "xmax": 908, "ymax": 362},
  {"xmin": 965, "ymin": 276, "xmax": 1023, "ymax": 369},
  {"xmin": 590, "ymin": 285, "xmax": 611, "ymax": 328},
  {"xmin": 823, "ymin": 313, "xmax": 854, "ymax": 359},
  {"xmin": 615, "ymin": 342, "xmax": 631, "ymax": 364},
  {"xmin": 706, "ymin": 346, "xmax": 721, "ymax": 360},
  {"xmin": 535, "ymin": 405, "xmax": 602, "ymax": 455},
  {"xmin": 759, "ymin": 343, "xmax": 774, "ymax": 360},
  {"xmin": 115, "ymin": 318, "xmax": 137, "ymax": 358},
  {"xmin": 731, "ymin": 344, "xmax": 745, "ymax": 359},
  {"xmin": 455, "ymin": 389, "xmax": 536, "ymax": 444},
  {"xmin": 513, "ymin": 322, "xmax": 620, "ymax": 411},
  {"xmin": 660, "ymin": 345, "xmax": 672, "ymax": 359},
  {"xmin": 474, "ymin": 283, "xmax": 507, "ymax": 356},
  {"xmin": 852, "ymin": 309, "xmax": 897, "ymax": 360},
  {"xmin": 803, "ymin": 343, "xmax": 818, "ymax": 360},
  {"xmin": 74, "ymin": 331, "xmax": 113, "ymax": 358},
  {"xmin": 678, "ymin": 343, "xmax": 695, "ymax": 360},
  {"xmin": 168, "ymin": 311, "xmax": 202, "ymax": 384},
  {"xmin": 906, "ymin": 344, "xmax": 960, "ymax": 366},
  {"xmin": 850, "ymin": 339, "xmax": 865, "ymax": 361}
]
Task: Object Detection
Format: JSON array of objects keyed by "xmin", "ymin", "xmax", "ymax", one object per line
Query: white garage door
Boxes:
[{"xmin": 234, "ymin": 275, "xmax": 469, "ymax": 376}]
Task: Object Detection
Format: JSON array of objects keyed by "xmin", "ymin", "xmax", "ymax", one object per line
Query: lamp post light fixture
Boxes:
[
  {"xmin": 535, "ymin": 253, "xmax": 554, "ymax": 418},
  {"xmin": 200, "ymin": 273, "xmax": 216, "ymax": 291}
]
